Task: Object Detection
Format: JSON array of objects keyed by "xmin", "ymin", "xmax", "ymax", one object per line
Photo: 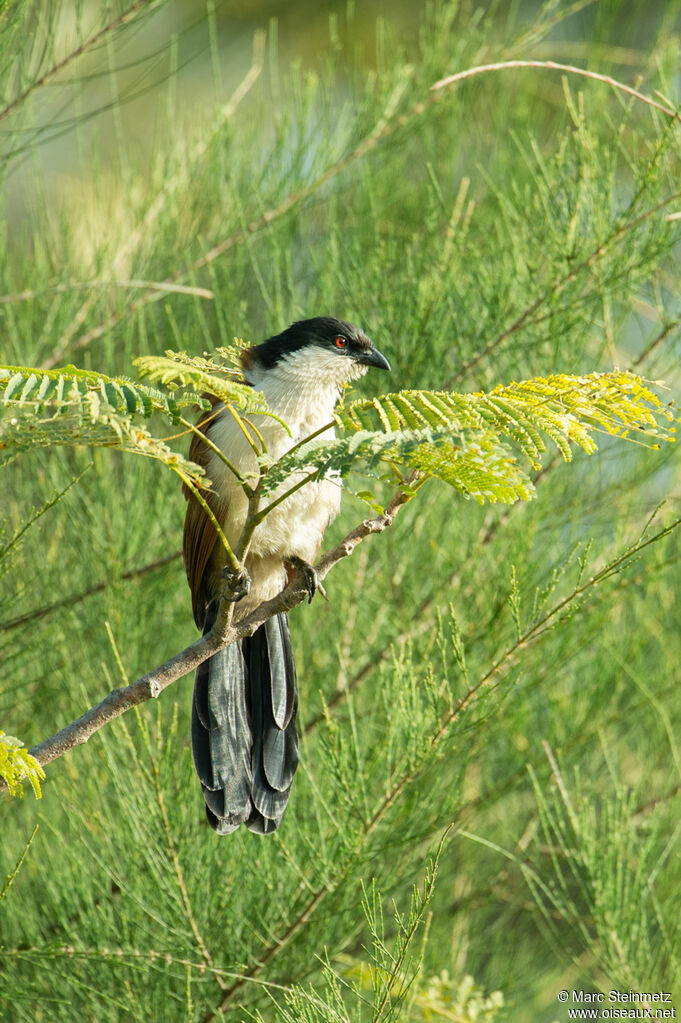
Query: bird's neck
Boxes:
[{"xmin": 245, "ymin": 353, "xmax": 365, "ymax": 436}]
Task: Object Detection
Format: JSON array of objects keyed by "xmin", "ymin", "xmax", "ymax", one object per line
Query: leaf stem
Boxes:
[
  {"xmin": 251, "ymin": 468, "xmax": 324, "ymax": 526},
  {"xmin": 178, "ymin": 473, "xmax": 240, "ymax": 575},
  {"xmin": 178, "ymin": 414, "xmax": 253, "ymax": 495}
]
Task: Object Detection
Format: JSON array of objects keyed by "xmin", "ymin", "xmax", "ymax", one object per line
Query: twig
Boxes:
[
  {"xmin": 179, "ymin": 415, "xmax": 250, "ymax": 490},
  {"xmin": 0, "ymin": 825, "xmax": 39, "ymax": 901},
  {"xmin": 431, "ymin": 59, "xmax": 680, "ymax": 120},
  {"xmin": 0, "ymin": 280, "xmax": 214, "ymax": 304},
  {"xmin": 180, "ymin": 474, "xmax": 239, "ymax": 575},
  {"xmin": 632, "ymin": 315, "xmax": 681, "ymax": 367}
]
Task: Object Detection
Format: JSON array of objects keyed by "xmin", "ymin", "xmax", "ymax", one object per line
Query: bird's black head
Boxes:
[{"xmin": 242, "ymin": 317, "xmax": 391, "ymax": 376}]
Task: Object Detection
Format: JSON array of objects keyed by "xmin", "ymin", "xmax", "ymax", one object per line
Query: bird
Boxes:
[{"xmin": 182, "ymin": 316, "xmax": 391, "ymax": 834}]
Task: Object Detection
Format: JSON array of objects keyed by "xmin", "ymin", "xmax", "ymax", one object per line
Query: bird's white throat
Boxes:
[{"xmin": 245, "ymin": 347, "xmax": 367, "ymax": 433}]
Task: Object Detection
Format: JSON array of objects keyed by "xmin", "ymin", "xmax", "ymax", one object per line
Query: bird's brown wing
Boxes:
[{"xmin": 183, "ymin": 406, "xmax": 228, "ymax": 628}]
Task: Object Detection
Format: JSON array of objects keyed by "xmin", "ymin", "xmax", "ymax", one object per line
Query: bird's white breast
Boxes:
[{"xmin": 205, "ymin": 348, "xmax": 365, "ymax": 607}]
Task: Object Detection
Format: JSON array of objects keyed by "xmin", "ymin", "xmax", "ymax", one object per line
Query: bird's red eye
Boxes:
[{"xmin": 334, "ymin": 335, "xmax": 348, "ymax": 349}]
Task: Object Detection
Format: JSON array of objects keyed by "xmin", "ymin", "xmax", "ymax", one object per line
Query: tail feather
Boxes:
[
  {"xmin": 268, "ymin": 615, "xmax": 297, "ymax": 729},
  {"xmin": 191, "ymin": 603, "xmax": 299, "ymax": 834},
  {"xmin": 264, "ymin": 618, "xmax": 289, "ymax": 729},
  {"xmin": 191, "ymin": 606, "xmax": 253, "ymax": 834}
]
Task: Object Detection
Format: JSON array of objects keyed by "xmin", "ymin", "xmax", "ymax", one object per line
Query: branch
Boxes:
[{"xmin": 16, "ymin": 483, "xmax": 414, "ymax": 775}]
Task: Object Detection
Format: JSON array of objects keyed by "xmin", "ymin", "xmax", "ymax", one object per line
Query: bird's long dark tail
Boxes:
[{"xmin": 191, "ymin": 601, "xmax": 299, "ymax": 834}]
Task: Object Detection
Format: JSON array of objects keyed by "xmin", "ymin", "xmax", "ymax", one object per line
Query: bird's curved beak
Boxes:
[{"xmin": 356, "ymin": 347, "xmax": 391, "ymax": 371}]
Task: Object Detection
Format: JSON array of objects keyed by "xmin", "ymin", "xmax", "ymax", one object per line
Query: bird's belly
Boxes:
[
  {"xmin": 205, "ymin": 411, "xmax": 341, "ymax": 608},
  {"xmin": 249, "ymin": 475, "xmax": 341, "ymax": 562}
]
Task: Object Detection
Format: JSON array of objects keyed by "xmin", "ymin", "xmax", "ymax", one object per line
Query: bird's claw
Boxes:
[
  {"xmin": 286, "ymin": 557, "xmax": 326, "ymax": 604},
  {"xmin": 221, "ymin": 565, "xmax": 251, "ymax": 603}
]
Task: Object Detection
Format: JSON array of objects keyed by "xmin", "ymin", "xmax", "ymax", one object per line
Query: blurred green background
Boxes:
[{"xmin": 2, "ymin": 1, "xmax": 681, "ymax": 1021}]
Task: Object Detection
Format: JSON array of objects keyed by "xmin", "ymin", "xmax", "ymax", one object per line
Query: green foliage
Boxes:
[
  {"xmin": 0, "ymin": 732, "xmax": 44, "ymax": 799},
  {"xmin": 340, "ymin": 374, "xmax": 674, "ymax": 461},
  {"xmin": 133, "ymin": 347, "xmax": 268, "ymax": 411},
  {"xmin": 6, "ymin": 358, "xmax": 672, "ymax": 513},
  {"xmin": 0, "ymin": 363, "xmax": 206, "ymax": 483},
  {"xmin": 256, "ymin": 841, "xmax": 447, "ymax": 1023},
  {"xmin": 257, "ymin": 838, "xmax": 504, "ymax": 1022},
  {"xmin": 2, "ymin": 1, "xmax": 681, "ymax": 1022},
  {"xmin": 263, "ymin": 372, "xmax": 675, "ymax": 505},
  {"xmin": 513, "ymin": 763, "xmax": 681, "ymax": 990}
]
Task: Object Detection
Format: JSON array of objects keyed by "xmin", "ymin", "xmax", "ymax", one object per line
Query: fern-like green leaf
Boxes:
[
  {"xmin": 338, "ymin": 372, "xmax": 674, "ymax": 468},
  {"xmin": 0, "ymin": 731, "xmax": 45, "ymax": 799},
  {"xmin": 263, "ymin": 371, "xmax": 674, "ymax": 505},
  {"xmin": 0, "ymin": 364, "xmax": 206, "ymax": 421},
  {"xmin": 133, "ymin": 350, "xmax": 269, "ymax": 413},
  {"xmin": 407, "ymin": 437, "xmax": 535, "ymax": 504},
  {"xmin": 0, "ymin": 365, "xmax": 206, "ymax": 484},
  {"xmin": 2, "ymin": 363, "xmax": 674, "ymax": 506},
  {"xmin": 259, "ymin": 428, "xmax": 534, "ymax": 504}
]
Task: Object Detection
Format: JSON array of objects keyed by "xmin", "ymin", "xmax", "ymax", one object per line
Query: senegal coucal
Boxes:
[{"xmin": 183, "ymin": 317, "xmax": 390, "ymax": 834}]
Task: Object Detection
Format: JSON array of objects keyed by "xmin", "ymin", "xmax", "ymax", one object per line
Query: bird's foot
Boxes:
[
  {"xmin": 220, "ymin": 565, "xmax": 251, "ymax": 603},
  {"xmin": 286, "ymin": 556, "xmax": 327, "ymax": 604}
]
